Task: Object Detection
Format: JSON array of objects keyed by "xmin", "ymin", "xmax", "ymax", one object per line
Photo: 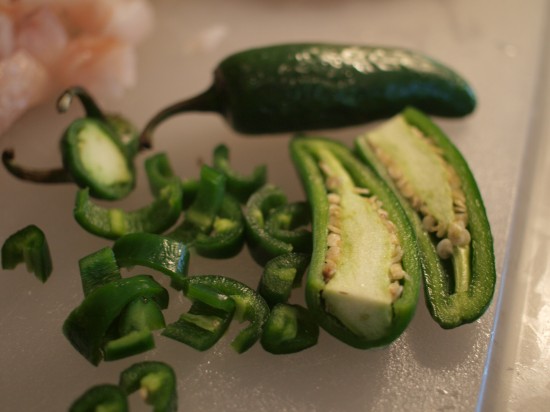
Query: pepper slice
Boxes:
[
  {"xmin": 1, "ymin": 224, "xmax": 53, "ymax": 283},
  {"xmin": 167, "ymin": 165, "xmax": 245, "ymax": 259},
  {"xmin": 119, "ymin": 361, "xmax": 178, "ymax": 412},
  {"xmin": 354, "ymin": 107, "xmax": 496, "ymax": 328},
  {"xmin": 62, "ymin": 275, "xmax": 169, "ymax": 365},
  {"xmin": 2, "ymin": 87, "xmax": 138, "ymax": 199},
  {"xmin": 244, "ymin": 184, "xmax": 311, "ymax": 265},
  {"xmin": 260, "ymin": 303, "xmax": 319, "ymax": 355},
  {"xmin": 69, "ymin": 384, "xmax": 128, "ymax": 412},
  {"xmin": 212, "ymin": 143, "xmax": 267, "ymax": 203},
  {"xmin": 74, "ymin": 179, "xmax": 182, "ymax": 240},
  {"xmin": 163, "ymin": 275, "xmax": 270, "ymax": 353},
  {"xmin": 258, "ymin": 252, "xmax": 310, "ymax": 307},
  {"xmin": 290, "ymin": 136, "xmax": 421, "ymax": 348},
  {"xmin": 113, "ymin": 233, "xmax": 190, "ymax": 290}
]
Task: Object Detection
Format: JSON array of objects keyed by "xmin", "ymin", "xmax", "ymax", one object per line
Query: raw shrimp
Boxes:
[
  {"xmin": 0, "ymin": 50, "xmax": 51, "ymax": 135},
  {"xmin": 56, "ymin": 36, "xmax": 136, "ymax": 100},
  {"xmin": 0, "ymin": 0, "xmax": 155, "ymax": 136}
]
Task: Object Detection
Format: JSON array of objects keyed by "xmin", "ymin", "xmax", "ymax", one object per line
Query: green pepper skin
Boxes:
[
  {"xmin": 290, "ymin": 137, "xmax": 421, "ymax": 349},
  {"xmin": 261, "ymin": 303, "xmax": 319, "ymax": 355},
  {"xmin": 355, "ymin": 107, "xmax": 496, "ymax": 328},
  {"xmin": 62, "ymin": 275, "xmax": 169, "ymax": 365},
  {"xmin": 170, "ymin": 275, "xmax": 270, "ymax": 353},
  {"xmin": 113, "ymin": 233, "xmax": 190, "ymax": 290},
  {"xmin": 212, "ymin": 143, "xmax": 267, "ymax": 203},
  {"xmin": 61, "ymin": 118, "xmax": 136, "ymax": 200},
  {"xmin": 140, "ymin": 43, "xmax": 476, "ymax": 148},
  {"xmin": 74, "ymin": 179, "xmax": 182, "ymax": 240},
  {"xmin": 119, "ymin": 361, "xmax": 178, "ymax": 412},
  {"xmin": 69, "ymin": 384, "xmax": 128, "ymax": 412},
  {"xmin": 1, "ymin": 224, "xmax": 53, "ymax": 283}
]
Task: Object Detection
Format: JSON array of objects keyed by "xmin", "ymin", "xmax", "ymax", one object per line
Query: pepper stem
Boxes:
[
  {"xmin": 56, "ymin": 86, "xmax": 108, "ymax": 122},
  {"xmin": 139, "ymin": 86, "xmax": 219, "ymax": 150},
  {"xmin": 2, "ymin": 149, "xmax": 71, "ymax": 183}
]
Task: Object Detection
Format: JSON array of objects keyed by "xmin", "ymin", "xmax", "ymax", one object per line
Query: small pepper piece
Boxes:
[
  {"xmin": 264, "ymin": 202, "xmax": 312, "ymax": 254},
  {"xmin": 212, "ymin": 143, "xmax": 267, "ymax": 203},
  {"xmin": 244, "ymin": 183, "xmax": 309, "ymax": 266},
  {"xmin": 258, "ymin": 252, "xmax": 310, "ymax": 307},
  {"xmin": 69, "ymin": 384, "xmax": 128, "ymax": 412},
  {"xmin": 78, "ymin": 247, "xmax": 121, "ymax": 296},
  {"xmin": 290, "ymin": 136, "xmax": 421, "ymax": 348},
  {"xmin": 163, "ymin": 275, "xmax": 270, "ymax": 353},
  {"xmin": 261, "ymin": 303, "xmax": 319, "ymax": 355},
  {"xmin": 119, "ymin": 361, "xmax": 178, "ymax": 412},
  {"xmin": 167, "ymin": 165, "xmax": 245, "ymax": 259},
  {"xmin": 1, "ymin": 224, "xmax": 53, "ymax": 283},
  {"xmin": 74, "ymin": 179, "xmax": 182, "ymax": 240},
  {"xmin": 113, "ymin": 233, "xmax": 190, "ymax": 290},
  {"xmin": 354, "ymin": 107, "xmax": 496, "ymax": 328},
  {"xmin": 63, "ymin": 275, "xmax": 169, "ymax": 365}
]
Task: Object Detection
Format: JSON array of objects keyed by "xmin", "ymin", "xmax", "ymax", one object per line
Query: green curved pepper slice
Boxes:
[
  {"xmin": 290, "ymin": 136, "xmax": 421, "ymax": 349},
  {"xmin": 74, "ymin": 179, "xmax": 182, "ymax": 240},
  {"xmin": 69, "ymin": 384, "xmax": 128, "ymax": 412},
  {"xmin": 212, "ymin": 143, "xmax": 267, "ymax": 203},
  {"xmin": 244, "ymin": 184, "xmax": 311, "ymax": 265},
  {"xmin": 163, "ymin": 275, "xmax": 269, "ymax": 353},
  {"xmin": 1, "ymin": 224, "xmax": 53, "ymax": 283},
  {"xmin": 63, "ymin": 275, "xmax": 169, "ymax": 365},
  {"xmin": 119, "ymin": 361, "xmax": 178, "ymax": 412},
  {"xmin": 258, "ymin": 252, "xmax": 310, "ymax": 307},
  {"xmin": 261, "ymin": 303, "xmax": 319, "ymax": 355},
  {"xmin": 354, "ymin": 107, "xmax": 496, "ymax": 328},
  {"xmin": 113, "ymin": 233, "xmax": 190, "ymax": 290}
]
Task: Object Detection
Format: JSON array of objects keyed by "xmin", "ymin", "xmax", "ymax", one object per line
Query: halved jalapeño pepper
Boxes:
[
  {"xmin": 355, "ymin": 107, "xmax": 495, "ymax": 328},
  {"xmin": 290, "ymin": 137, "xmax": 421, "ymax": 348}
]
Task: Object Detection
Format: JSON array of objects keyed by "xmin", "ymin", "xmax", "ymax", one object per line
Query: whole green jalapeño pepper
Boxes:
[
  {"xmin": 140, "ymin": 43, "xmax": 476, "ymax": 148},
  {"xmin": 290, "ymin": 136, "xmax": 421, "ymax": 349},
  {"xmin": 354, "ymin": 107, "xmax": 496, "ymax": 328}
]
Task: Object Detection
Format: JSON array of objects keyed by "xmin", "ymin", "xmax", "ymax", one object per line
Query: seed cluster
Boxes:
[
  {"xmin": 319, "ymin": 161, "xmax": 406, "ymax": 302},
  {"xmin": 369, "ymin": 127, "xmax": 471, "ymax": 260}
]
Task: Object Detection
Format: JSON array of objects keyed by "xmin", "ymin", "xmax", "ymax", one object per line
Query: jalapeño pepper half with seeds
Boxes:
[
  {"xmin": 140, "ymin": 43, "xmax": 476, "ymax": 149},
  {"xmin": 290, "ymin": 136, "xmax": 421, "ymax": 348},
  {"xmin": 354, "ymin": 107, "xmax": 496, "ymax": 328}
]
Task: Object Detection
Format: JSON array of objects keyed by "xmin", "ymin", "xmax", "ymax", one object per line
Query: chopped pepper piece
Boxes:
[
  {"xmin": 78, "ymin": 247, "xmax": 121, "ymax": 296},
  {"xmin": 63, "ymin": 275, "xmax": 169, "ymax": 365},
  {"xmin": 243, "ymin": 185, "xmax": 293, "ymax": 265},
  {"xmin": 1, "ymin": 224, "xmax": 53, "ymax": 283},
  {"xmin": 74, "ymin": 179, "xmax": 182, "ymax": 240},
  {"xmin": 261, "ymin": 303, "xmax": 319, "ymax": 355},
  {"xmin": 113, "ymin": 233, "xmax": 190, "ymax": 290},
  {"xmin": 164, "ymin": 275, "xmax": 270, "ymax": 353},
  {"xmin": 258, "ymin": 252, "xmax": 310, "ymax": 307},
  {"xmin": 69, "ymin": 384, "xmax": 128, "ymax": 412},
  {"xmin": 2, "ymin": 87, "xmax": 138, "ymax": 200},
  {"xmin": 290, "ymin": 136, "xmax": 421, "ymax": 348},
  {"xmin": 354, "ymin": 107, "xmax": 496, "ymax": 328},
  {"xmin": 119, "ymin": 361, "xmax": 178, "ymax": 412},
  {"xmin": 212, "ymin": 143, "xmax": 267, "ymax": 203}
]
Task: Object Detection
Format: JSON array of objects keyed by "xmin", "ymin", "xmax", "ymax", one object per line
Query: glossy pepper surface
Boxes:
[
  {"xmin": 354, "ymin": 107, "xmax": 496, "ymax": 328},
  {"xmin": 290, "ymin": 136, "xmax": 421, "ymax": 348},
  {"xmin": 119, "ymin": 361, "xmax": 178, "ymax": 412},
  {"xmin": 140, "ymin": 43, "xmax": 476, "ymax": 149},
  {"xmin": 1, "ymin": 224, "xmax": 53, "ymax": 283}
]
